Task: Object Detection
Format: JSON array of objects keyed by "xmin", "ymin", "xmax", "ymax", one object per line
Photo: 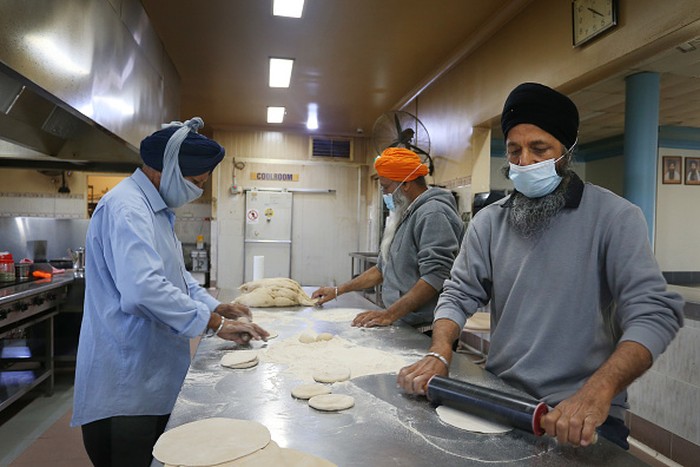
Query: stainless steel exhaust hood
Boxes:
[
  {"xmin": 0, "ymin": 64, "xmax": 140, "ymax": 172},
  {"xmin": 0, "ymin": 0, "xmax": 182, "ymax": 173}
]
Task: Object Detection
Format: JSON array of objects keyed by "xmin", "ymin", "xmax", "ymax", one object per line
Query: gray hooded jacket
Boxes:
[{"xmin": 377, "ymin": 187, "xmax": 464, "ymax": 326}]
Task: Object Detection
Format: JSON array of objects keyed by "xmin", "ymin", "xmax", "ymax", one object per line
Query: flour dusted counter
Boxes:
[{"xmin": 157, "ymin": 289, "xmax": 642, "ymax": 466}]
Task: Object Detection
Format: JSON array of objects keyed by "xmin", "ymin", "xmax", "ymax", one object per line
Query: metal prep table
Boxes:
[{"xmin": 158, "ymin": 289, "xmax": 643, "ymax": 466}]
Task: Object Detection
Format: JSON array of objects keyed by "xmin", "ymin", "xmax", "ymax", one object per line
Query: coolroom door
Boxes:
[{"xmin": 244, "ymin": 190, "xmax": 292, "ymax": 282}]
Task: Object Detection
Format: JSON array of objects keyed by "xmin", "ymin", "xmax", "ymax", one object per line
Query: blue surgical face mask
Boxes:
[
  {"xmin": 509, "ymin": 155, "xmax": 565, "ymax": 198},
  {"xmin": 158, "ymin": 118, "xmax": 206, "ymax": 208},
  {"xmin": 160, "ymin": 176, "xmax": 204, "ymax": 208},
  {"xmin": 382, "ymin": 181, "xmax": 404, "ymax": 211}
]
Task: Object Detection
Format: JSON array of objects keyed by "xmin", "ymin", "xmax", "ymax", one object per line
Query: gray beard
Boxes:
[
  {"xmin": 508, "ymin": 182, "xmax": 567, "ymax": 238},
  {"xmin": 380, "ymin": 190, "xmax": 409, "ymax": 264}
]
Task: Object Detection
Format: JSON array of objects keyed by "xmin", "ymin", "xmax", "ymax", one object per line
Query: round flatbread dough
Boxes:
[
  {"xmin": 278, "ymin": 448, "xmax": 337, "ymax": 466},
  {"xmin": 313, "ymin": 365, "xmax": 351, "ymax": 383},
  {"xmin": 316, "ymin": 332, "xmax": 333, "ymax": 341},
  {"xmin": 308, "ymin": 394, "xmax": 355, "ymax": 412},
  {"xmin": 152, "ymin": 418, "xmax": 271, "ymax": 466},
  {"xmin": 227, "ymin": 357, "xmax": 259, "ymax": 369},
  {"xmin": 221, "ymin": 350, "xmax": 258, "ymax": 368},
  {"xmin": 291, "ymin": 383, "xmax": 332, "ymax": 400},
  {"xmin": 299, "ymin": 331, "xmax": 318, "ymax": 343},
  {"xmin": 435, "ymin": 405, "xmax": 512, "ymax": 434},
  {"xmin": 222, "ymin": 440, "xmax": 283, "ymax": 466}
]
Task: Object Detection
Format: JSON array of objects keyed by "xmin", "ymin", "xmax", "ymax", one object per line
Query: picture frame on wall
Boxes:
[
  {"xmin": 662, "ymin": 156, "xmax": 682, "ymax": 184},
  {"xmin": 685, "ymin": 157, "xmax": 700, "ymax": 185}
]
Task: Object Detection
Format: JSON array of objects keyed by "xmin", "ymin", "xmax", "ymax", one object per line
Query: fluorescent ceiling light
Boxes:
[
  {"xmin": 306, "ymin": 103, "xmax": 318, "ymax": 130},
  {"xmin": 273, "ymin": 0, "xmax": 304, "ymax": 18},
  {"xmin": 267, "ymin": 106, "xmax": 286, "ymax": 123},
  {"xmin": 269, "ymin": 58, "xmax": 294, "ymax": 88}
]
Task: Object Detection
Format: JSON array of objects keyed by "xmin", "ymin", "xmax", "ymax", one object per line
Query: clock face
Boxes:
[{"xmin": 572, "ymin": 0, "xmax": 617, "ymax": 47}]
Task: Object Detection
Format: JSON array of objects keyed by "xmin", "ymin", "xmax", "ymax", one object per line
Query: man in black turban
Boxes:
[
  {"xmin": 398, "ymin": 82, "xmax": 683, "ymax": 453},
  {"xmin": 74, "ymin": 117, "xmax": 269, "ymax": 466}
]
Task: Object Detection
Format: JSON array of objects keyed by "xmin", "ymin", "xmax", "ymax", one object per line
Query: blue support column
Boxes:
[{"xmin": 623, "ymin": 72, "xmax": 660, "ymax": 243}]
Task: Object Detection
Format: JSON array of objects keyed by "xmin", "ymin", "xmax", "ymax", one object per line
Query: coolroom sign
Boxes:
[{"xmin": 250, "ymin": 172, "xmax": 299, "ymax": 182}]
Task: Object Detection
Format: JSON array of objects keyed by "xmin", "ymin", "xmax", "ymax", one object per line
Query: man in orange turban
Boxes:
[{"xmin": 312, "ymin": 147, "xmax": 463, "ymax": 332}]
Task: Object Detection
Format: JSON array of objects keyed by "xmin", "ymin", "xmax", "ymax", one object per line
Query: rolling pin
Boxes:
[{"xmin": 427, "ymin": 375, "xmax": 549, "ymax": 435}]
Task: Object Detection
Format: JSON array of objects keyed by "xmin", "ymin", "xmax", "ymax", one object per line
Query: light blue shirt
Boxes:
[{"xmin": 71, "ymin": 169, "xmax": 219, "ymax": 426}]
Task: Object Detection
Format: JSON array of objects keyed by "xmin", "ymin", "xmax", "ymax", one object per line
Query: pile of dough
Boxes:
[
  {"xmin": 298, "ymin": 331, "xmax": 334, "ymax": 343},
  {"xmin": 234, "ymin": 277, "xmax": 317, "ymax": 308},
  {"xmin": 221, "ymin": 350, "xmax": 259, "ymax": 369}
]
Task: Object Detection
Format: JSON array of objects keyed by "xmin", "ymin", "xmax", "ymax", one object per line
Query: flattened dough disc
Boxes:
[
  {"xmin": 279, "ymin": 447, "xmax": 337, "ymax": 466},
  {"xmin": 291, "ymin": 383, "xmax": 332, "ymax": 400},
  {"xmin": 221, "ymin": 350, "xmax": 258, "ymax": 368},
  {"xmin": 152, "ymin": 418, "xmax": 271, "ymax": 466},
  {"xmin": 435, "ymin": 405, "xmax": 512, "ymax": 434},
  {"xmin": 312, "ymin": 365, "xmax": 351, "ymax": 383},
  {"xmin": 308, "ymin": 394, "xmax": 355, "ymax": 412}
]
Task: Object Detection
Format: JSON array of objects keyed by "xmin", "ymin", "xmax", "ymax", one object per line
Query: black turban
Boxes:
[
  {"xmin": 501, "ymin": 82, "xmax": 579, "ymax": 148},
  {"xmin": 140, "ymin": 125, "xmax": 225, "ymax": 176}
]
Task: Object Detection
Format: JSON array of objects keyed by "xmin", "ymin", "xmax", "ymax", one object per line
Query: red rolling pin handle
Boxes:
[{"xmin": 427, "ymin": 375, "xmax": 549, "ymax": 436}]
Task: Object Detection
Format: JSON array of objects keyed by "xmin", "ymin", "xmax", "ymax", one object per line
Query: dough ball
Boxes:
[
  {"xmin": 153, "ymin": 418, "xmax": 271, "ymax": 466},
  {"xmin": 308, "ymin": 394, "xmax": 355, "ymax": 412},
  {"xmin": 313, "ymin": 365, "xmax": 351, "ymax": 383},
  {"xmin": 221, "ymin": 350, "xmax": 259, "ymax": 369},
  {"xmin": 291, "ymin": 383, "xmax": 332, "ymax": 400},
  {"xmin": 316, "ymin": 332, "xmax": 334, "ymax": 341},
  {"xmin": 299, "ymin": 331, "xmax": 318, "ymax": 343}
]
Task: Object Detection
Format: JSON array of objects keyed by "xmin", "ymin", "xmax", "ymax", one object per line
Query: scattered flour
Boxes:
[{"xmin": 258, "ymin": 335, "xmax": 408, "ymax": 382}]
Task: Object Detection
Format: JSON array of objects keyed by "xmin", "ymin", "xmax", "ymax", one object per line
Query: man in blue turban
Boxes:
[{"xmin": 72, "ymin": 118, "xmax": 270, "ymax": 466}]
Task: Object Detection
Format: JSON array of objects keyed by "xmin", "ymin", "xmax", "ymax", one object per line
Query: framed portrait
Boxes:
[
  {"xmin": 685, "ymin": 157, "xmax": 700, "ymax": 185},
  {"xmin": 662, "ymin": 156, "xmax": 682, "ymax": 185}
]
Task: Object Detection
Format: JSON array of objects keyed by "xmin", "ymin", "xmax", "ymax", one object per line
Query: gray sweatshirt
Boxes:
[
  {"xmin": 377, "ymin": 187, "xmax": 464, "ymax": 327},
  {"xmin": 435, "ymin": 174, "xmax": 684, "ymax": 419}
]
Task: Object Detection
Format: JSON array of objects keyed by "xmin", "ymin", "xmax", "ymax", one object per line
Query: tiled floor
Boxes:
[{"xmin": 0, "ymin": 372, "xmax": 90, "ymax": 466}]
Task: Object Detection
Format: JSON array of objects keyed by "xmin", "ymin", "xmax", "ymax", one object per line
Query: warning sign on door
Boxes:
[{"xmin": 246, "ymin": 209, "xmax": 260, "ymax": 224}]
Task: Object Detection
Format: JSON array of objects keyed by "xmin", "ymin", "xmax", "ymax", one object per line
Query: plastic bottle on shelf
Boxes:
[
  {"xmin": 0, "ymin": 252, "xmax": 15, "ymax": 282},
  {"xmin": 196, "ymin": 235, "xmax": 204, "ymax": 250}
]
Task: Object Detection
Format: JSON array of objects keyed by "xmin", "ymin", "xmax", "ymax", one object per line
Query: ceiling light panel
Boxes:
[
  {"xmin": 273, "ymin": 0, "xmax": 304, "ymax": 18},
  {"xmin": 269, "ymin": 58, "xmax": 294, "ymax": 88},
  {"xmin": 267, "ymin": 106, "xmax": 285, "ymax": 123}
]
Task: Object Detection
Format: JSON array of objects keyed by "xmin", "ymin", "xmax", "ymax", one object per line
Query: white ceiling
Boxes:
[{"xmin": 140, "ymin": 0, "xmax": 700, "ymax": 146}]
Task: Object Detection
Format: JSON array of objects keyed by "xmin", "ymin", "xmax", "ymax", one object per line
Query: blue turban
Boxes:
[
  {"xmin": 501, "ymin": 82, "xmax": 579, "ymax": 148},
  {"xmin": 140, "ymin": 119, "xmax": 225, "ymax": 176}
]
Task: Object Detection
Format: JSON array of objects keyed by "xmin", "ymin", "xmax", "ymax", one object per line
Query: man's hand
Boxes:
[
  {"xmin": 351, "ymin": 310, "xmax": 394, "ymax": 327},
  {"xmin": 311, "ymin": 287, "xmax": 337, "ymax": 306},
  {"xmin": 214, "ymin": 303, "xmax": 252, "ymax": 320},
  {"xmin": 217, "ymin": 320, "xmax": 269, "ymax": 345},
  {"xmin": 540, "ymin": 386, "xmax": 610, "ymax": 447},
  {"xmin": 397, "ymin": 356, "xmax": 448, "ymax": 396}
]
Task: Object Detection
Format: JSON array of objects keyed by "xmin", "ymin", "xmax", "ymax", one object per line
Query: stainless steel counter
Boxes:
[{"xmin": 159, "ymin": 289, "xmax": 643, "ymax": 466}]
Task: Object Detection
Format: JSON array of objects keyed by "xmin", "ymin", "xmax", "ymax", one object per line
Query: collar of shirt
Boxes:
[{"xmin": 131, "ymin": 168, "xmax": 168, "ymax": 213}]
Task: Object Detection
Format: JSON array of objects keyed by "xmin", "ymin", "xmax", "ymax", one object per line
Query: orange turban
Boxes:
[{"xmin": 374, "ymin": 147, "xmax": 429, "ymax": 182}]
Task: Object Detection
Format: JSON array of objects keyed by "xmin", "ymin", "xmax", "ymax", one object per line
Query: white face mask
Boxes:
[{"xmin": 509, "ymin": 155, "xmax": 564, "ymax": 198}]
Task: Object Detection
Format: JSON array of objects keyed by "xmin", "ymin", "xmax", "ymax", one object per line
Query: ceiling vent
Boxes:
[{"xmin": 310, "ymin": 136, "xmax": 352, "ymax": 159}]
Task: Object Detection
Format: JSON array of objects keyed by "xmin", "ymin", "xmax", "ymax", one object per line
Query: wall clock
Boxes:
[{"xmin": 572, "ymin": 0, "xmax": 618, "ymax": 47}]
